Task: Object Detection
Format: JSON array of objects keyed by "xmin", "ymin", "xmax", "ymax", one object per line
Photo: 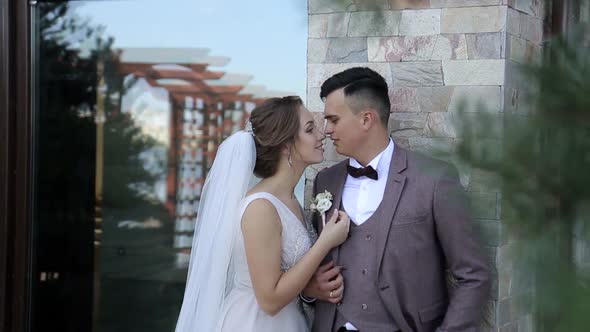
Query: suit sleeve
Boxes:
[{"xmin": 434, "ymin": 165, "xmax": 491, "ymax": 332}]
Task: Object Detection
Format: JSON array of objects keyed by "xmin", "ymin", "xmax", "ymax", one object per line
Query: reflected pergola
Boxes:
[{"xmin": 96, "ymin": 47, "xmax": 293, "ymax": 270}]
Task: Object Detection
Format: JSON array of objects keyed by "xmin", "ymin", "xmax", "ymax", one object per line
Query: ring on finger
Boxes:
[{"xmin": 329, "ymin": 290, "xmax": 334, "ymax": 298}]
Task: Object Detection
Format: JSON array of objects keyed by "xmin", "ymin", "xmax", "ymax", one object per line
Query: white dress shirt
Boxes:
[{"xmin": 342, "ymin": 139, "xmax": 394, "ymax": 225}]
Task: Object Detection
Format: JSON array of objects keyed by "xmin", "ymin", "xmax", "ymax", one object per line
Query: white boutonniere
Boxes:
[{"xmin": 310, "ymin": 190, "xmax": 333, "ymax": 227}]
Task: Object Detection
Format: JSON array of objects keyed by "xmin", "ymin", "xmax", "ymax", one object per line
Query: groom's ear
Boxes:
[{"xmin": 361, "ymin": 108, "xmax": 378, "ymax": 130}]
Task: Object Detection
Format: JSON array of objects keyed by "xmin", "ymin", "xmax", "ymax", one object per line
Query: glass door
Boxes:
[{"xmin": 31, "ymin": 1, "xmax": 306, "ymax": 331}]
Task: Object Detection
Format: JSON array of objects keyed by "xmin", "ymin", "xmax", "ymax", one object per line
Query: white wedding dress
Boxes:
[{"xmin": 215, "ymin": 192, "xmax": 313, "ymax": 332}]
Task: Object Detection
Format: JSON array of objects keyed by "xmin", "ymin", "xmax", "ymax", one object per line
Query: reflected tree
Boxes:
[{"xmin": 36, "ymin": 3, "xmax": 180, "ymax": 332}]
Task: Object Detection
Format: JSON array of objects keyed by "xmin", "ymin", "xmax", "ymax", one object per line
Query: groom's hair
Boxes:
[
  {"xmin": 320, "ymin": 67, "xmax": 391, "ymax": 126},
  {"xmin": 249, "ymin": 96, "xmax": 303, "ymax": 178}
]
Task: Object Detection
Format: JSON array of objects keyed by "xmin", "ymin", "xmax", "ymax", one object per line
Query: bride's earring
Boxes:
[{"xmin": 288, "ymin": 151, "xmax": 293, "ymax": 168}]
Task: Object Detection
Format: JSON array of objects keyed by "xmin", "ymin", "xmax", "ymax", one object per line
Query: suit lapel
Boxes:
[
  {"xmin": 322, "ymin": 160, "xmax": 348, "ymax": 263},
  {"xmin": 332, "ymin": 162, "xmax": 347, "ymax": 208},
  {"xmin": 375, "ymin": 147, "xmax": 407, "ymax": 272},
  {"xmin": 371, "ymin": 147, "xmax": 410, "ymax": 331}
]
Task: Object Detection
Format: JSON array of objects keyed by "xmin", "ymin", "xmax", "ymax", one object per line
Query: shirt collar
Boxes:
[{"xmin": 349, "ymin": 139, "xmax": 395, "ymax": 177}]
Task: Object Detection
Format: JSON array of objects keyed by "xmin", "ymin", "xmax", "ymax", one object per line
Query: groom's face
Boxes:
[{"xmin": 323, "ymin": 88, "xmax": 364, "ymax": 158}]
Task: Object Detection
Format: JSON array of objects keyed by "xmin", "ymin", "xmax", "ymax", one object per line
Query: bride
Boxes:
[{"xmin": 175, "ymin": 96, "xmax": 350, "ymax": 331}]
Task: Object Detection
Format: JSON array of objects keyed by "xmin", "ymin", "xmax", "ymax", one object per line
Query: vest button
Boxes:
[
  {"xmin": 361, "ymin": 304, "xmax": 368, "ymax": 310},
  {"xmin": 365, "ymin": 234, "xmax": 372, "ymax": 241},
  {"xmin": 361, "ymin": 269, "xmax": 368, "ymax": 275}
]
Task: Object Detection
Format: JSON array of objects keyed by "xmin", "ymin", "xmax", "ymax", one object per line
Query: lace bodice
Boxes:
[{"xmin": 232, "ymin": 192, "xmax": 314, "ymax": 288}]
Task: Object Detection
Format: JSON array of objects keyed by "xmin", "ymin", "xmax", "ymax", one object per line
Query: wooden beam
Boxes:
[{"xmin": 0, "ymin": 0, "xmax": 33, "ymax": 331}]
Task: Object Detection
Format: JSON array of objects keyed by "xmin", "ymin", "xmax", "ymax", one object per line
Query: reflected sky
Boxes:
[{"xmin": 74, "ymin": 0, "xmax": 307, "ymax": 98}]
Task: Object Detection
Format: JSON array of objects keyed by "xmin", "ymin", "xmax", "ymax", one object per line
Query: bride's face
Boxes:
[{"xmin": 292, "ymin": 106, "xmax": 325, "ymax": 166}]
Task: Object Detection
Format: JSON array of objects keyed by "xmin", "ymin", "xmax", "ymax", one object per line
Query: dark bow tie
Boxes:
[{"xmin": 347, "ymin": 164, "xmax": 378, "ymax": 180}]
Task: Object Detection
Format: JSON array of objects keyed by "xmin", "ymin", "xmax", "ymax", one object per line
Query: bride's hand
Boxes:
[{"xmin": 318, "ymin": 210, "xmax": 350, "ymax": 249}]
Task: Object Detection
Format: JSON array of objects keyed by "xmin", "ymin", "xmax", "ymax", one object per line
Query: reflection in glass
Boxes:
[
  {"xmin": 97, "ymin": 49, "xmax": 281, "ymax": 332},
  {"xmin": 33, "ymin": 1, "xmax": 304, "ymax": 331}
]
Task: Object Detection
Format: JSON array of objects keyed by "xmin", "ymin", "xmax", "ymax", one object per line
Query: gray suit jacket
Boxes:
[{"xmin": 311, "ymin": 147, "xmax": 490, "ymax": 332}]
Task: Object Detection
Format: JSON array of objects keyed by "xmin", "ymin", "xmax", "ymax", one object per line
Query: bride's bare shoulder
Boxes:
[{"xmin": 241, "ymin": 197, "xmax": 281, "ymax": 233}]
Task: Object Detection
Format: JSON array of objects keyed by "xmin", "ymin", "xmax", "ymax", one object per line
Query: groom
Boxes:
[{"xmin": 303, "ymin": 67, "xmax": 491, "ymax": 332}]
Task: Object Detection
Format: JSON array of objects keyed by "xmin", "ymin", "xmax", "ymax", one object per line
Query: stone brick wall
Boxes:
[{"xmin": 306, "ymin": 1, "xmax": 548, "ymax": 331}]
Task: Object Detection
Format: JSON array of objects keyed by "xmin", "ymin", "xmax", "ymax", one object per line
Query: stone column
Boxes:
[
  {"xmin": 306, "ymin": 0, "xmax": 547, "ymax": 331},
  {"xmin": 498, "ymin": 2, "xmax": 545, "ymax": 331}
]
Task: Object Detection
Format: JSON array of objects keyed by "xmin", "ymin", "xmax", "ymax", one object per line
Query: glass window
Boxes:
[{"xmin": 32, "ymin": 1, "xmax": 307, "ymax": 331}]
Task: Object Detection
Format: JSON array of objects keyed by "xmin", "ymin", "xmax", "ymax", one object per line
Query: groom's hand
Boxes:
[{"xmin": 303, "ymin": 261, "xmax": 344, "ymax": 304}]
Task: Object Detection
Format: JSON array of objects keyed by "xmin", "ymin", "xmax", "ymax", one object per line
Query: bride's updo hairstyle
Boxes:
[{"xmin": 248, "ymin": 96, "xmax": 303, "ymax": 178}]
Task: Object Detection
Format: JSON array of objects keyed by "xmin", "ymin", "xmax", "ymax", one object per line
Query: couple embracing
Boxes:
[{"xmin": 175, "ymin": 67, "xmax": 490, "ymax": 332}]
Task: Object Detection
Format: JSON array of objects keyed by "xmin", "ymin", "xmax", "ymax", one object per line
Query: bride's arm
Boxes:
[{"xmin": 241, "ymin": 199, "xmax": 347, "ymax": 316}]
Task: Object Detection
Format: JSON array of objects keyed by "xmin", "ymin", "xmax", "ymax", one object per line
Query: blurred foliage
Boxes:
[{"xmin": 455, "ymin": 19, "xmax": 590, "ymax": 331}]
